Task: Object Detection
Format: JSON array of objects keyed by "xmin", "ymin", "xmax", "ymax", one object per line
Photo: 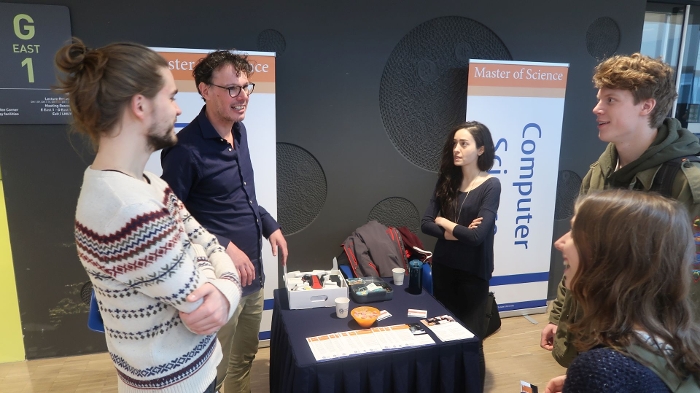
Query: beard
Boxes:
[{"xmin": 147, "ymin": 122, "xmax": 177, "ymax": 151}]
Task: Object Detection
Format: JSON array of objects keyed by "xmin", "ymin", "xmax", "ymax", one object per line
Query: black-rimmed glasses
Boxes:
[{"xmin": 210, "ymin": 83, "xmax": 255, "ymax": 98}]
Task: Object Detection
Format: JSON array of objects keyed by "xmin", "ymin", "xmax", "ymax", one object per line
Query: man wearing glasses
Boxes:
[{"xmin": 162, "ymin": 50, "xmax": 288, "ymax": 393}]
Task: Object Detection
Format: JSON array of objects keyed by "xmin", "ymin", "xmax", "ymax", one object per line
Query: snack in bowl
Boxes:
[{"xmin": 350, "ymin": 306, "xmax": 380, "ymax": 328}]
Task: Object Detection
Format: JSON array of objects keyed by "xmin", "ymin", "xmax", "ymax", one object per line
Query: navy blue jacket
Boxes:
[{"xmin": 161, "ymin": 106, "xmax": 280, "ymax": 296}]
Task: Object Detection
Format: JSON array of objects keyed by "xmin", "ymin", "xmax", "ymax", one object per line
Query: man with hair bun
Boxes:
[
  {"xmin": 61, "ymin": 38, "xmax": 241, "ymax": 393},
  {"xmin": 161, "ymin": 50, "xmax": 288, "ymax": 393},
  {"xmin": 540, "ymin": 53, "xmax": 700, "ymax": 368}
]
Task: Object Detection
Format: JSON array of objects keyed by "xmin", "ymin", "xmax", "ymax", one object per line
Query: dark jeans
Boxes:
[
  {"xmin": 432, "ymin": 263, "xmax": 488, "ymax": 389},
  {"xmin": 432, "ymin": 263, "xmax": 489, "ymax": 337}
]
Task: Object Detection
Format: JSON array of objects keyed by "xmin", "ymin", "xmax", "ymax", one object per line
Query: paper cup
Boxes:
[
  {"xmin": 392, "ymin": 267, "xmax": 405, "ymax": 285},
  {"xmin": 335, "ymin": 297, "xmax": 350, "ymax": 318}
]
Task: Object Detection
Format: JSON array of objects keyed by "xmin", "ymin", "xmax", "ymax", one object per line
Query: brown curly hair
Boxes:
[
  {"xmin": 192, "ymin": 50, "xmax": 252, "ymax": 100},
  {"xmin": 593, "ymin": 53, "xmax": 677, "ymax": 129}
]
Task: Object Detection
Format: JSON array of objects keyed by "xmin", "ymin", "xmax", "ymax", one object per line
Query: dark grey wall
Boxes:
[{"xmin": 0, "ymin": 0, "xmax": 647, "ymax": 358}]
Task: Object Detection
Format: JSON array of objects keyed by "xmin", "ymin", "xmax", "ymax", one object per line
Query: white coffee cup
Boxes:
[
  {"xmin": 335, "ymin": 297, "xmax": 350, "ymax": 318},
  {"xmin": 392, "ymin": 267, "xmax": 405, "ymax": 285}
]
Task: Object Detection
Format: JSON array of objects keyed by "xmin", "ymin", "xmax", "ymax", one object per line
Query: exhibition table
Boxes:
[{"xmin": 269, "ymin": 283, "xmax": 482, "ymax": 393}]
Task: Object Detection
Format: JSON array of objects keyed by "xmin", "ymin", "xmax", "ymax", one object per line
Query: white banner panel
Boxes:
[
  {"xmin": 149, "ymin": 48, "xmax": 277, "ymax": 340},
  {"xmin": 466, "ymin": 59, "xmax": 569, "ymax": 313}
]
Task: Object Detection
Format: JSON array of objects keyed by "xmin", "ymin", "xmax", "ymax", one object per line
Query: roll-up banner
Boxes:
[
  {"xmin": 149, "ymin": 48, "xmax": 277, "ymax": 341},
  {"xmin": 466, "ymin": 59, "xmax": 569, "ymax": 316}
]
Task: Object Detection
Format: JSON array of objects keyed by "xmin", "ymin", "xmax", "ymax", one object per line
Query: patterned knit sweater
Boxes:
[
  {"xmin": 564, "ymin": 347, "xmax": 671, "ymax": 392},
  {"xmin": 75, "ymin": 168, "xmax": 242, "ymax": 393}
]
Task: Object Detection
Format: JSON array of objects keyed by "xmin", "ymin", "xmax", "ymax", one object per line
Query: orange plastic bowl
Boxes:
[{"xmin": 351, "ymin": 306, "xmax": 380, "ymax": 328}]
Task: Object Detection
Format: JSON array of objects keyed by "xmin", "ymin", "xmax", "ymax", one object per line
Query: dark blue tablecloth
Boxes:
[{"xmin": 269, "ymin": 283, "xmax": 482, "ymax": 393}]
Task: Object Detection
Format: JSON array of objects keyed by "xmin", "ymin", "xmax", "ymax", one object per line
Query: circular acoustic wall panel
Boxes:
[
  {"xmin": 276, "ymin": 143, "xmax": 326, "ymax": 235},
  {"xmin": 380, "ymin": 16, "xmax": 512, "ymax": 172},
  {"xmin": 554, "ymin": 170, "xmax": 582, "ymax": 220},
  {"xmin": 367, "ymin": 197, "xmax": 420, "ymax": 234},
  {"xmin": 586, "ymin": 17, "xmax": 620, "ymax": 60},
  {"xmin": 258, "ymin": 29, "xmax": 286, "ymax": 54}
]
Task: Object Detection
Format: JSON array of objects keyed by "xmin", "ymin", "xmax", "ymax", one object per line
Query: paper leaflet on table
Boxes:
[
  {"xmin": 305, "ymin": 324, "xmax": 434, "ymax": 361},
  {"xmin": 420, "ymin": 314, "xmax": 474, "ymax": 342}
]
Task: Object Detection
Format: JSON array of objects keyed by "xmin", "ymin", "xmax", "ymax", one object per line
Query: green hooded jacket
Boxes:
[{"xmin": 549, "ymin": 118, "xmax": 700, "ymax": 367}]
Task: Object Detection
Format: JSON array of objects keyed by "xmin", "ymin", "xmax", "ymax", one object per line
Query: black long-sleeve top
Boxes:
[{"xmin": 421, "ymin": 177, "xmax": 501, "ymax": 281}]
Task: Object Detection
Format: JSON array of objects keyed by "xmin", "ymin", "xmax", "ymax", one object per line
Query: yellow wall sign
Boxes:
[{"xmin": 0, "ymin": 165, "xmax": 24, "ymax": 363}]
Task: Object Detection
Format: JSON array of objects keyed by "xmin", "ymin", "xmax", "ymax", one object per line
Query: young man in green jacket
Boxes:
[{"xmin": 540, "ymin": 53, "xmax": 700, "ymax": 367}]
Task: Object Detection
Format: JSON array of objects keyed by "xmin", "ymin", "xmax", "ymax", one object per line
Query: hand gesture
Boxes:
[
  {"xmin": 226, "ymin": 242, "xmax": 255, "ymax": 287},
  {"xmin": 540, "ymin": 323, "xmax": 558, "ymax": 351},
  {"xmin": 269, "ymin": 229, "xmax": 288, "ymax": 266},
  {"xmin": 545, "ymin": 375, "xmax": 566, "ymax": 393},
  {"xmin": 468, "ymin": 217, "xmax": 483, "ymax": 229},
  {"xmin": 179, "ymin": 283, "xmax": 230, "ymax": 335}
]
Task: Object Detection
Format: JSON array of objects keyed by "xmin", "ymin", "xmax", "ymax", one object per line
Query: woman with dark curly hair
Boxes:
[
  {"xmin": 421, "ymin": 121, "xmax": 501, "ymax": 388},
  {"xmin": 546, "ymin": 189, "xmax": 700, "ymax": 393}
]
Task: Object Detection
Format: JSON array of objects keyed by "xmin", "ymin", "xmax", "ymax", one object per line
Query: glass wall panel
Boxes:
[
  {"xmin": 641, "ymin": 4, "xmax": 685, "ymax": 68},
  {"xmin": 676, "ymin": 6, "xmax": 700, "ymax": 133}
]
